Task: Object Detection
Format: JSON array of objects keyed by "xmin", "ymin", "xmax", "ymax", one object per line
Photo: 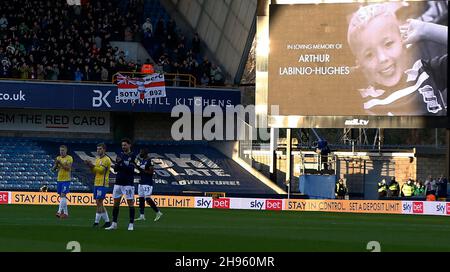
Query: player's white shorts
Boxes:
[
  {"xmin": 112, "ymin": 185, "xmax": 135, "ymax": 200},
  {"xmin": 138, "ymin": 184, "xmax": 153, "ymax": 197}
]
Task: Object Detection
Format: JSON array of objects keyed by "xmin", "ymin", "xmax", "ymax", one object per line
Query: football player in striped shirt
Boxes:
[
  {"xmin": 84, "ymin": 143, "xmax": 111, "ymax": 228},
  {"xmin": 52, "ymin": 145, "xmax": 73, "ymax": 219}
]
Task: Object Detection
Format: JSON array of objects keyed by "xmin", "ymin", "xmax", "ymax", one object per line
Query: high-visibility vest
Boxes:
[
  {"xmin": 402, "ymin": 184, "xmax": 414, "ymax": 197},
  {"xmin": 336, "ymin": 183, "xmax": 346, "ymax": 195},
  {"xmin": 389, "ymin": 182, "xmax": 399, "ymax": 191},
  {"xmin": 378, "ymin": 183, "xmax": 387, "ymax": 193},
  {"xmin": 141, "ymin": 64, "xmax": 154, "ymax": 74}
]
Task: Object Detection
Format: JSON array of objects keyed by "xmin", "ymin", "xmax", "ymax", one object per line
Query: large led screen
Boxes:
[{"xmin": 268, "ymin": 1, "xmax": 447, "ymax": 117}]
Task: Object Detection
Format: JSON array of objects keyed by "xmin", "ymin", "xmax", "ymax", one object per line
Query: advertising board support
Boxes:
[
  {"xmin": 362, "ymin": 160, "xmax": 367, "ymax": 199},
  {"xmin": 286, "ymin": 128, "xmax": 292, "ymax": 199},
  {"xmin": 447, "ymin": 129, "xmax": 450, "ymax": 179},
  {"xmin": 269, "ymin": 128, "xmax": 278, "ymax": 182}
]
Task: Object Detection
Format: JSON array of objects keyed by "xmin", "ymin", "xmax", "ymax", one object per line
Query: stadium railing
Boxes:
[
  {"xmin": 0, "ymin": 71, "xmax": 198, "ymax": 88},
  {"xmin": 0, "ymin": 77, "xmax": 108, "ymax": 85},
  {"xmin": 112, "ymin": 72, "xmax": 197, "ymax": 87}
]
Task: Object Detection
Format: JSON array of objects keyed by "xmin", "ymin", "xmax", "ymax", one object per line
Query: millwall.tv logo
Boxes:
[{"xmin": 344, "ymin": 119, "xmax": 369, "ymax": 126}]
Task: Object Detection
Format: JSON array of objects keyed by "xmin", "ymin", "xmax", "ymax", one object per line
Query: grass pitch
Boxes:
[{"xmin": 0, "ymin": 205, "xmax": 449, "ymax": 252}]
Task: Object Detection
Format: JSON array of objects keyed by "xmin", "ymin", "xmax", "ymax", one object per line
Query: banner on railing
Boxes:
[{"xmin": 116, "ymin": 73, "xmax": 166, "ymax": 101}]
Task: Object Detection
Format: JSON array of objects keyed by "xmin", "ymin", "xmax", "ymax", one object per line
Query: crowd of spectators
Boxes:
[
  {"xmin": 378, "ymin": 175, "xmax": 448, "ymax": 200},
  {"xmin": 144, "ymin": 19, "xmax": 225, "ymax": 86},
  {"xmin": 0, "ymin": 0, "xmax": 226, "ymax": 86},
  {"xmin": 0, "ymin": 0, "xmax": 141, "ymax": 82}
]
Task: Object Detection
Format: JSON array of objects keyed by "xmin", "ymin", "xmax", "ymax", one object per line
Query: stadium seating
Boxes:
[
  {"xmin": 0, "ymin": 138, "xmax": 90, "ymax": 192},
  {"xmin": 0, "ymin": 137, "xmax": 279, "ymax": 196}
]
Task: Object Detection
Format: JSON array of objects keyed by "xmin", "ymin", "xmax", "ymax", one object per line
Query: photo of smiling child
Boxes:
[{"xmin": 347, "ymin": 2, "xmax": 447, "ymax": 116}]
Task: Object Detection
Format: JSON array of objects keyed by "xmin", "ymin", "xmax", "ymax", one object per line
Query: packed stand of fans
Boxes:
[
  {"xmin": 0, "ymin": 0, "xmax": 226, "ymax": 86},
  {"xmin": 143, "ymin": 18, "xmax": 225, "ymax": 86},
  {"xmin": 0, "ymin": 0, "xmax": 144, "ymax": 82}
]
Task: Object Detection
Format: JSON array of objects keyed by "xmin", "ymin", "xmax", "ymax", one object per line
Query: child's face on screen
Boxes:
[{"xmin": 352, "ymin": 15, "xmax": 406, "ymax": 87}]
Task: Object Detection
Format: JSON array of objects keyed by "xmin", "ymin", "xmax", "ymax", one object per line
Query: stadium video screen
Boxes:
[{"xmin": 268, "ymin": 1, "xmax": 448, "ymax": 117}]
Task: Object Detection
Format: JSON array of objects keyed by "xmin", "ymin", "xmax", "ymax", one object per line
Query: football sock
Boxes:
[
  {"xmin": 61, "ymin": 196, "xmax": 68, "ymax": 215},
  {"xmin": 112, "ymin": 206, "xmax": 119, "ymax": 223},
  {"xmin": 139, "ymin": 197, "xmax": 145, "ymax": 215},
  {"xmin": 129, "ymin": 207, "xmax": 135, "ymax": 223},
  {"xmin": 58, "ymin": 200, "xmax": 63, "ymax": 213},
  {"xmin": 146, "ymin": 198, "xmax": 159, "ymax": 213},
  {"xmin": 102, "ymin": 211, "xmax": 110, "ymax": 223},
  {"xmin": 95, "ymin": 213, "xmax": 101, "ymax": 224}
]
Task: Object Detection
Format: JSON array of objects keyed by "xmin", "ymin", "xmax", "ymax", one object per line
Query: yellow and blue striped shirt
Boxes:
[
  {"xmin": 92, "ymin": 156, "xmax": 111, "ymax": 187},
  {"xmin": 56, "ymin": 155, "xmax": 73, "ymax": 182}
]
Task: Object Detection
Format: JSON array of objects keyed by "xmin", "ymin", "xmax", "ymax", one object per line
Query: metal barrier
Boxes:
[
  {"xmin": 298, "ymin": 150, "xmax": 337, "ymax": 175},
  {"xmin": 238, "ymin": 120, "xmax": 255, "ymax": 167}
]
